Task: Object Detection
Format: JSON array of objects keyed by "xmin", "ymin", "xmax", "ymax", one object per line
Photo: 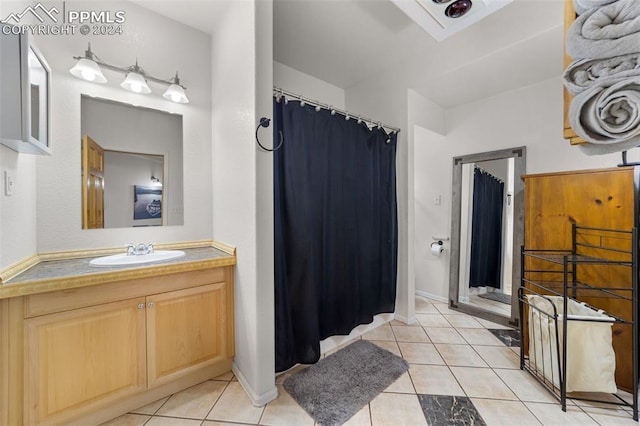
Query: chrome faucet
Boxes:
[{"xmin": 125, "ymin": 242, "xmax": 155, "ymax": 256}]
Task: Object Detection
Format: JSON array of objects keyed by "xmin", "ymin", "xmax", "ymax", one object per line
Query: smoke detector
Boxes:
[{"xmin": 391, "ymin": 0, "xmax": 513, "ymax": 42}]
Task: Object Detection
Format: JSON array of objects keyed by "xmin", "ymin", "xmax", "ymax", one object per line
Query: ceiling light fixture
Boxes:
[{"xmin": 70, "ymin": 43, "xmax": 189, "ymax": 104}]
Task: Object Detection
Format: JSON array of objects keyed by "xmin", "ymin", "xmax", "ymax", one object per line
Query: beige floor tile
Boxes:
[
  {"xmin": 156, "ymin": 380, "xmax": 227, "ymax": 419},
  {"xmin": 473, "ymin": 346, "xmax": 520, "ymax": 369},
  {"xmin": 451, "ymin": 367, "xmax": 517, "ymax": 400},
  {"xmin": 444, "ymin": 314, "xmax": 484, "ymax": 328},
  {"xmin": 145, "ymin": 417, "xmax": 203, "ymax": 426},
  {"xmin": 213, "ymin": 371, "xmax": 235, "ymax": 381},
  {"xmin": 370, "ymin": 393, "xmax": 427, "ymax": 426},
  {"xmin": 100, "ymin": 413, "xmax": 150, "ymax": 426},
  {"xmin": 275, "ymin": 364, "xmax": 310, "ymax": 385},
  {"xmin": 476, "ymin": 317, "xmax": 513, "ymax": 330},
  {"xmin": 260, "ymin": 385, "xmax": 314, "ymax": 426},
  {"xmin": 424, "ymin": 327, "xmax": 466, "ymax": 344},
  {"xmin": 415, "ymin": 313, "xmax": 451, "ymax": 328},
  {"xmin": 471, "ymin": 398, "xmax": 542, "ymax": 425},
  {"xmin": 408, "ymin": 364, "xmax": 464, "ymax": 396},
  {"xmin": 369, "ymin": 340, "xmax": 402, "ymax": 357},
  {"xmin": 362, "ymin": 325, "xmax": 395, "ymax": 341},
  {"xmin": 207, "ymin": 382, "xmax": 264, "ymax": 424},
  {"xmin": 578, "ymin": 406, "xmax": 638, "ymax": 425},
  {"xmin": 130, "ymin": 396, "xmax": 169, "ymax": 415},
  {"xmin": 397, "ymin": 342, "xmax": 445, "ymax": 365},
  {"xmin": 524, "ymin": 402, "xmax": 598, "ymax": 425},
  {"xmin": 384, "ymin": 371, "xmax": 415, "ymax": 394},
  {"xmin": 391, "ymin": 325, "xmax": 430, "ymax": 343},
  {"xmin": 203, "ymin": 422, "xmax": 256, "ymax": 426},
  {"xmin": 415, "ymin": 298, "xmax": 440, "ymax": 314},
  {"xmin": 433, "ymin": 303, "xmax": 465, "ymax": 315},
  {"xmin": 494, "ymin": 369, "xmax": 558, "ymax": 404},
  {"xmin": 342, "ymin": 404, "xmax": 372, "ymax": 426},
  {"xmin": 434, "ymin": 344, "xmax": 488, "ymax": 367},
  {"xmin": 456, "ymin": 328, "xmax": 504, "ymax": 346},
  {"xmin": 390, "ymin": 319, "xmax": 420, "ymax": 327}
]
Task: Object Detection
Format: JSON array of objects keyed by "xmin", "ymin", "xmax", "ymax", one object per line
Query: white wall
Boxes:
[
  {"xmin": 414, "ymin": 76, "xmax": 628, "ymax": 300},
  {"xmin": 0, "ymin": 0, "xmax": 37, "ymax": 269},
  {"xmin": 31, "ymin": 0, "xmax": 212, "ymax": 252},
  {"xmin": 274, "ymin": 61, "xmax": 345, "ymax": 109},
  {"xmin": 211, "ymin": 0, "xmax": 276, "ymax": 406}
]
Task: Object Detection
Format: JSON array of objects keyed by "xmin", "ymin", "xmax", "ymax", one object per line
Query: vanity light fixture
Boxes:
[
  {"xmin": 69, "ymin": 43, "xmax": 107, "ymax": 83},
  {"xmin": 150, "ymin": 175, "xmax": 162, "ymax": 186},
  {"xmin": 120, "ymin": 61, "xmax": 151, "ymax": 94},
  {"xmin": 70, "ymin": 43, "xmax": 189, "ymax": 104}
]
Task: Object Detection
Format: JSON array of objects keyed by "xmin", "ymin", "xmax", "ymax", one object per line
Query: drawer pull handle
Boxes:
[
  {"xmin": 137, "ymin": 303, "xmax": 144, "ymax": 309},
  {"xmin": 148, "ymin": 302, "xmax": 154, "ymax": 308}
]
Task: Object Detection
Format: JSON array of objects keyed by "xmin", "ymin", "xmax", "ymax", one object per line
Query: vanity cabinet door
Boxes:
[
  {"xmin": 24, "ymin": 298, "xmax": 147, "ymax": 425},
  {"xmin": 146, "ymin": 283, "xmax": 228, "ymax": 388}
]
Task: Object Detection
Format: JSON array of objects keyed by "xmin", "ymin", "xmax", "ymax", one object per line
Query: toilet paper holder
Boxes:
[{"xmin": 431, "ymin": 236, "xmax": 450, "ymax": 245}]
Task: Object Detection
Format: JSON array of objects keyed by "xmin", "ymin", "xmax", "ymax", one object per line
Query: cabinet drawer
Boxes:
[{"xmin": 24, "ymin": 267, "xmax": 226, "ymax": 318}]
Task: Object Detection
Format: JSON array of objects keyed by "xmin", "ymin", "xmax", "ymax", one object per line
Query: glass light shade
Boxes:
[
  {"xmin": 120, "ymin": 72, "xmax": 151, "ymax": 94},
  {"xmin": 69, "ymin": 58, "xmax": 107, "ymax": 83},
  {"xmin": 162, "ymin": 84, "xmax": 189, "ymax": 104}
]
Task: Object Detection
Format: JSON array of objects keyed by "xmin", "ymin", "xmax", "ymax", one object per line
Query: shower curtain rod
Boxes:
[{"xmin": 273, "ymin": 86, "xmax": 401, "ymax": 134}]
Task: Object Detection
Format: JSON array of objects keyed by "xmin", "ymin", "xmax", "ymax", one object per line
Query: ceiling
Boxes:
[{"xmin": 137, "ymin": 0, "xmax": 565, "ymax": 109}]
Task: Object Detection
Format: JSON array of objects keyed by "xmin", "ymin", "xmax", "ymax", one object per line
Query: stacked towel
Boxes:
[
  {"xmin": 563, "ymin": 53, "xmax": 640, "ymax": 95},
  {"xmin": 573, "ymin": 0, "xmax": 618, "ymax": 15},
  {"xmin": 569, "ymin": 77, "xmax": 640, "ymax": 155},
  {"xmin": 567, "ymin": 0, "xmax": 640, "ymax": 60},
  {"xmin": 564, "ymin": 0, "xmax": 640, "ymax": 155}
]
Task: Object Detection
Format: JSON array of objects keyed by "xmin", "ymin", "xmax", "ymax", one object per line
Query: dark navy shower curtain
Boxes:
[
  {"xmin": 469, "ymin": 168, "xmax": 504, "ymax": 288},
  {"xmin": 274, "ymin": 98, "xmax": 398, "ymax": 373}
]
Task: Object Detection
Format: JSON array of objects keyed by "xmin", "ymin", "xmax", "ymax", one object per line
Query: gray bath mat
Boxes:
[
  {"xmin": 283, "ymin": 339, "xmax": 409, "ymax": 425},
  {"xmin": 478, "ymin": 291, "xmax": 511, "ymax": 305}
]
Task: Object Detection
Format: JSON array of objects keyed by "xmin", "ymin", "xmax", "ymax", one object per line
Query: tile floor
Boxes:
[{"xmin": 102, "ymin": 296, "xmax": 638, "ymax": 426}]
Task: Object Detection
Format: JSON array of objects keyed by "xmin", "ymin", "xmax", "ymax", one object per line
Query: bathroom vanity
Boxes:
[{"xmin": 0, "ymin": 243, "xmax": 236, "ymax": 426}]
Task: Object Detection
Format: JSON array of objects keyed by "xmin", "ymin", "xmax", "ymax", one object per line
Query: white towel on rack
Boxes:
[
  {"xmin": 563, "ymin": 53, "xmax": 640, "ymax": 95},
  {"xmin": 569, "ymin": 76, "xmax": 640, "ymax": 155},
  {"xmin": 566, "ymin": 0, "xmax": 640, "ymax": 60}
]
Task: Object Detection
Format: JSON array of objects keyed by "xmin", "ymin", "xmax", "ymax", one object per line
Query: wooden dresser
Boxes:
[{"xmin": 523, "ymin": 167, "xmax": 637, "ymax": 392}]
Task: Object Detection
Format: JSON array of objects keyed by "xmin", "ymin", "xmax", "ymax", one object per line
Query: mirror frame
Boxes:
[{"xmin": 448, "ymin": 146, "xmax": 526, "ymax": 326}]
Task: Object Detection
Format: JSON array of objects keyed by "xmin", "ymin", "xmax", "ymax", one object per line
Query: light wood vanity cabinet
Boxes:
[
  {"xmin": 25, "ymin": 298, "xmax": 148, "ymax": 425},
  {"xmin": 3, "ymin": 264, "xmax": 234, "ymax": 426}
]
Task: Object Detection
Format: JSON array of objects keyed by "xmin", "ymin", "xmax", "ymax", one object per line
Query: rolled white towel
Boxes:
[
  {"xmin": 566, "ymin": 0, "xmax": 640, "ymax": 60},
  {"xmin": 573, "ymin": 0, "xmax": 619, "ymax": 15},
  {"xmin": 569, "ymin": 77, "xmax": 640, "ymax": 155},
  {"xmin": 563, "ymin": 53, "xmax": 640, "ymax": 95}
]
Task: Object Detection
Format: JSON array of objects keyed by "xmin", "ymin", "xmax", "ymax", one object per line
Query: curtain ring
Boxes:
[{"xmin": 255, "ymin": 117, "xmax": 284, "ymax": 152}]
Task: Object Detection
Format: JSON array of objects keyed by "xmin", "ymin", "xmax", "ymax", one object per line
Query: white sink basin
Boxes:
[{"xmin": 89, "ymin": 250, "xmax": 186, "ymax": 267}]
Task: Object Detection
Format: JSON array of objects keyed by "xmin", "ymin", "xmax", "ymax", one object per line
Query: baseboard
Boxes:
[
  {"xmin": 415, "ymin": 290, "xmax": 448, "ymax": 303},
  {"xmin": 232, "ymin": 363, "xmax": 278, "ymax": 407},
  {"xmin": 393, "ymin": 313, "xmax": 417, "ymax": 325}
]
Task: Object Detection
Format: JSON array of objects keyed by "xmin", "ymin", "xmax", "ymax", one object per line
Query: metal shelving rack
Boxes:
[{"xmin": 519, "ymin": 225, "xmax": 638, "ymax": 420}]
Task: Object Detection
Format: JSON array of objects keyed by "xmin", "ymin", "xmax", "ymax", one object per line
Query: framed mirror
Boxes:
[
  {"xmin": 449, "ymin": 146, "xmax": 526, "ymax": 325},
  {"xmin": 80, "ymin": 95, "xmax": 183, "ymax": 229}
]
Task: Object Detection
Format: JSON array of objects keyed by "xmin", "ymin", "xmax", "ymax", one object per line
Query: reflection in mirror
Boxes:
[
  {"xmin": 80, "ymin": 96, "xmax": 183, "ymax": 229},
  {"xmin": 449, "ymin": 147, "xmax": 526, "ymax": 325}
]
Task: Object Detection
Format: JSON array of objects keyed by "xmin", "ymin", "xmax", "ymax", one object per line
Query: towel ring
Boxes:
[{"xmin": 255, "ymin": 117, "xmax": 283, "ymax": 152}]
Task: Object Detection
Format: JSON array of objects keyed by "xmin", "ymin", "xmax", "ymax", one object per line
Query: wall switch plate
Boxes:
[{"xmin": 4, "ymin": 171, "xmax": 14, "ymax": 196}]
